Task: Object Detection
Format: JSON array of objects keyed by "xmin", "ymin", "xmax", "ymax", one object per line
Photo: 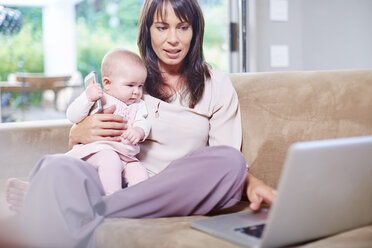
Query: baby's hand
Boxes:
[
  {"xmin": 122, "ymin": 127, "xmax": 145, "ymax": 145},
  {"xmin": 85, "ymin": 83, "xmax": 103, "ymax": 102}
]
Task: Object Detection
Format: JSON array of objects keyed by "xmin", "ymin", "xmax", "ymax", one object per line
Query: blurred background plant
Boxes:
[
  {"xmin": 0, "ymin": 0, "xmax": 227, "ymax": 108},
  {"xmin": 0, "ymin": 7, "xmax": 44, "ymax": 108}
]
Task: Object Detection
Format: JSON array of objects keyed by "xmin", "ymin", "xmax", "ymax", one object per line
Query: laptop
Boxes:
[{"xmin": 191, "ymin": 135, "xmax": 372, "ymax": 248}]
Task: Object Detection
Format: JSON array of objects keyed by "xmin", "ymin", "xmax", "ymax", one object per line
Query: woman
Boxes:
[{"xmin": 6, "ymin": 0, "xmax": 276, "ymax": 247}]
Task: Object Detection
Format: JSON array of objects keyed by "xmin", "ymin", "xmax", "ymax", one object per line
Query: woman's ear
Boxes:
[{"xmin": 102, "ymin": 77, "xmax": 111, "ymax": 90}]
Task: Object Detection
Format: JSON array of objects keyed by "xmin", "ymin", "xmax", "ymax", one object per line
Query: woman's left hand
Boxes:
[{"xmin": 245, "ymin": 173, "xmax": 277, "ymax": 211}]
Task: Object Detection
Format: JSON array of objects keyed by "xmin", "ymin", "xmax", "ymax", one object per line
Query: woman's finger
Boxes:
[
  {"xmin": 96, "ymin": 113, "xmax": 125, "ymax": 123},
  {"xmin": 257, "ymin": 187, "xmax": 277, "ymax": 205},
  {"xmin": 93, "ymin": 129, "xmax": 124, "ymax": 138},
  {"xmin": 249, "ymin": 196, "xmax": 263, "ymax": 211}
]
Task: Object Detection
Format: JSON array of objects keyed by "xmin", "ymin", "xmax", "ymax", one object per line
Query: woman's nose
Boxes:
[{"xmin": 167, "ymin": 28, "xmax": 178, "ymax": 45}]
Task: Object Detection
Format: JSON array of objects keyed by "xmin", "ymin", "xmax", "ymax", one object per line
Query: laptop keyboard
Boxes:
[{"xmin": 234, "ymin": 224, "xmax": 266, "ymax": 238}]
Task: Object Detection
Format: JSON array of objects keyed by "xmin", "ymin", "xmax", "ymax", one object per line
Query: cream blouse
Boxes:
[{"xmin": 138, "ymin": 68, "xmax": 242, "ymax": 176}]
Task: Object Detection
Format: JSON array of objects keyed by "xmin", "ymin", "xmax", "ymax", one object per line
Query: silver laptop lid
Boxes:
[{"xmin": 261, "ymin": 135, "xmax": 372, "ymax": 247}]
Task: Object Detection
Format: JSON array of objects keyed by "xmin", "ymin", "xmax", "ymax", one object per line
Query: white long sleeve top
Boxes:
[{"xmin": 138, "ymin": 68, "xmax": 242, "ymax": 176}]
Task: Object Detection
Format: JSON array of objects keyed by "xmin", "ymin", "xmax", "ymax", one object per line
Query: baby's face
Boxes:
[{"xmin": 106, "ymin": 64, "xmax": 147, "ymax": 105}]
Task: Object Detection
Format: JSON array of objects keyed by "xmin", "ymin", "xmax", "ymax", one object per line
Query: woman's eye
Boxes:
[
  {"xmin": 180, "ymin": 25, "xmax": 189, "ymax": 31},
  {"xmin": 156, "ymin": 26, "xmax": 166, "ymax": 31}
]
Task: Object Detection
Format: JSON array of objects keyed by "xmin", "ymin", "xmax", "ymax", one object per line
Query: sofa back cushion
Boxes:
[{"xmin": 231, "ymin": 70, "xmax": 372, "ymax": 187}]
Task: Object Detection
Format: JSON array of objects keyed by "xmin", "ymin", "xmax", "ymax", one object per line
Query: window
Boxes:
[{"xmin": 0, "ymin": 0, "xmax": 230, "ymax": 122}]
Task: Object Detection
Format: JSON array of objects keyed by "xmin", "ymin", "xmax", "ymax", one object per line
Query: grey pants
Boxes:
[{"xmin": 20, "ymin": 145, "xmax": 247, "ymax": 248}]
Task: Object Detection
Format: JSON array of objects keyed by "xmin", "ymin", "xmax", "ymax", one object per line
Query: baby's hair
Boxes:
[{"xmin": 101, "ymin": 48, "xmax": 145, "ymax": 79}]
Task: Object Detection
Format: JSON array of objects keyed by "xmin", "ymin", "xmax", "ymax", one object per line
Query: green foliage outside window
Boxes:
[
  {"xmin": 0, "ymin": 13, "xmax": 44, "ymax": 107},
  {"xmin": 0, "ymin": 11, "xmax": 44, "ymax": 80},
  {"xmin": 75, "ymin": 0, "xmax": 142, "ymax": 81},
  {"xmin": 0, "ymin": 0, "xmax": 227, "ymax": 107}
]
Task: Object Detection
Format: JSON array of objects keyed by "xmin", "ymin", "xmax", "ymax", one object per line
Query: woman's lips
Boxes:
[{"xmin": 164, "ymin": 49, "xmax": 181, "ymax": 59}]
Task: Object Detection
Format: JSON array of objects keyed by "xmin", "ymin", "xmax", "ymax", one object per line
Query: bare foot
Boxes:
[{"xmin": 5, "ymin": 178, "xmax": 29, "ymax": 214}]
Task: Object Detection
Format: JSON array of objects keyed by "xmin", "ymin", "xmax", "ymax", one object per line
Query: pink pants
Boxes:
[{"xmin": 85, "ymin": 149, "xmax": 148, "ymax": 195}]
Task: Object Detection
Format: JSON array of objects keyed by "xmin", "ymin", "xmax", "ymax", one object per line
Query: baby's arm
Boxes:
[
  {"xmin": 66, "ymin": 84, "xmax": 103, "ymax": 123},
  {"xmin": 122, "ymin": 101, "xmax": 151, "ymax": 145}
]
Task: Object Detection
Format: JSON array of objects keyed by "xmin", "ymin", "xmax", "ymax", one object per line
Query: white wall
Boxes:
[
  {"xmin": 253, "ymin": 0, "xmax": 303, "ymax": 71},
  {"xmin": 301, "ymin": 0, "xmax": 372, "ymax": 71},
  {"xmin": 247, "ymin": 0, "xmax": 372, "ymax": 72}
]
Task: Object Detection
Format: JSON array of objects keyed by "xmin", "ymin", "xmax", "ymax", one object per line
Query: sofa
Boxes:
[{"xmin": 1, "ymin": 69, "xmax": 372, "ymax": 247}]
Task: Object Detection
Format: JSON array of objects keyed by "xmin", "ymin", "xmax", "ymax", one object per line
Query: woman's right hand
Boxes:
[{"xmin": 68, "ymin": 105, "xmax": 127, "ymax": 149}]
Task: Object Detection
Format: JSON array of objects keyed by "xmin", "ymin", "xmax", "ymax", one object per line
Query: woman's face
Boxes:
[{"xmin": 150, "ymin": 2, "xmax": 193, "ymax": 73}]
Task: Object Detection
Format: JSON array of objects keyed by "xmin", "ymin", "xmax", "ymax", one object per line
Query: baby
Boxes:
[{"xmin": 66, "ymin": 48, "xmax": 150, "ymax": 195}]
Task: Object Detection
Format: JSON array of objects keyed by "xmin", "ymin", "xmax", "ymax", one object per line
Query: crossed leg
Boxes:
[{"xmin": 4, "ymin": 146, "xmax": 246, "ymax": 247}]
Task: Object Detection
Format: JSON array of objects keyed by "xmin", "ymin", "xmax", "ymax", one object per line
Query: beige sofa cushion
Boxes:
[{"xmin": 231, "ymin": 70, "xmax": 372, "ymax": 187}]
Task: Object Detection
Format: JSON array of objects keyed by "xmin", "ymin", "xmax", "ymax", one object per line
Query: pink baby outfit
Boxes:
[{"xmin": 66, "ymin": 92, "xmax": 150, "ymax": 194}]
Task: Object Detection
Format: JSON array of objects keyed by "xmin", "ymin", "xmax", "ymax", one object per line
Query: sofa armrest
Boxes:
[{"xmin": 0, "ymin": 119, "xmax": 72, "ymax": 179}]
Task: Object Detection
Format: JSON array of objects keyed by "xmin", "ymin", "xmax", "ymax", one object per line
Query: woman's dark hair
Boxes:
[{"xmin": 138, "ymin": 0, "xmax": 210, "ymax": 108}]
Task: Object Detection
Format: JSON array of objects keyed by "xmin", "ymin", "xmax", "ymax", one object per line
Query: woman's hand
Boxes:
[
  {"xmin": 245, "ymin": 173, "xmax": 277, "ymax": 211},
  {"xmin": 68, "ymin": 105, "xmax": 127, "ymax": 149}
]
